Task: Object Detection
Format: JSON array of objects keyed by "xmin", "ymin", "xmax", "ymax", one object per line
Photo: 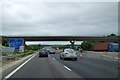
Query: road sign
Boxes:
[{"xmin": 9, "ymin": 38, "xmax": 24, "ymax": 50}]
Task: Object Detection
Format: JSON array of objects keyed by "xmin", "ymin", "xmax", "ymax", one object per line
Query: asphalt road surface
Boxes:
[
  {"xmin": 4, "ymin": 53, "xmax": 81, "ymax": 79},
  {"xmin": 50, "ymin": 53, "xmax": 118, "ymax": 78},
  {"xmin": 3, "ymin": 51, "xmax": 119, "ymax": 79}
]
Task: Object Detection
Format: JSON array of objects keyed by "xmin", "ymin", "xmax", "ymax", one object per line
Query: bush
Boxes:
[
  {"xmin": 24, "ymin": 49, "xmax": 34, "ymax": 55},
  {"xmin": 2, "ymin": 52, "xmax": 8, "ymax": 56},
  {"xmin": 10, "ymin": 50, "xmax": 21, "ymax": 54}
]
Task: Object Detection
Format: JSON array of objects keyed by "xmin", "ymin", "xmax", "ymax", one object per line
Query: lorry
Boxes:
[{"xmin": 93, "ymin": 42, "xmax": 119, "ymax": 52}]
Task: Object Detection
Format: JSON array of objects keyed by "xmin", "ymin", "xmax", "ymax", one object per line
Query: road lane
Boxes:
[
  {"xmin": 9, "ymin": 54, "xmax": 60, "ymax": 78},
  {"xmin": 4, "ymin": 54, "xmax": 37, "ymax": 78},
  {"xmin": 49, "ymin": 55, "xmax": 81, "ymax": 78},
  {"xmin": 50, "ymin": 53, "xmax": 118, "ymax": 78},
  {"xmin": 5, "ymin": 53, "xmax": 81, "ymax": 79},
  {"xmin": 3, "ymin": 50, "xmax": 118, "ymax": 79},
  {"xmin": 2, "ymin": 53, "xmax": 37, "ymax": 79}
]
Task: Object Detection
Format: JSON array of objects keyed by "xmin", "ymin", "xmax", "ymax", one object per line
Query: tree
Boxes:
[
  {"xmin": 81, "ymin": 41, "xmax": 99, "ymax": 51},
  {"xmin": 26, "ymin": 44, "xmax": 43, "ymax": 50},
  {"xmin": 107, "ymin": 33, "xmax": 116, "ymax": 37},
  {"xmin": 2, "ymin": 36, "xmax": 9, "ymax": 47},
  {"xmin": 81, "ymin": 41, "xmax": 92, "ymax": 50}
]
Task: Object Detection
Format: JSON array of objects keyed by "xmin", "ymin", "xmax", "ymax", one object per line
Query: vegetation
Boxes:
[
  {"xmin": 53, "ymin": 45, "xmax": 80, "ymax": 50},
  {"xmin": 1, "ymin": 33, "xmax": 118, "ymax": 52},
  {"xmin": 25, "ymin": 44, "xmax": 43, "ymax": 50},
  {"xmin": 0, "ymin": 44, "xmax": 3, "ymax": 48},
  {"xmin": 25, "ymin": 49, "xmax": 34, "ymax": 54},
  {"xmin": 107, "ymin": 33, "xmax": 116, "ymax": 37},
  {"xmin": 2, "ymin": 36, "xmax": 9, "ymax": 47},
  {"xmin": 81, "ymin": 33, "xmax": 117, "ymax": 51},
  {"xmin": 81, "ymin": 41, "xmax": 98, "ymax": 51}
]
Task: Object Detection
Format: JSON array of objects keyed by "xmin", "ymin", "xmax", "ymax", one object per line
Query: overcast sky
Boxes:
[
  {"xmin": 2, "ymin": 1, "xmax": 118, "ymax": 36},
  {"xmin": 25, "ymin": 41, "xmax": 82, "ymax": 45},
  {"xmin": 1, "ymin": 0, "xmax": 118, "ymax": 45}
]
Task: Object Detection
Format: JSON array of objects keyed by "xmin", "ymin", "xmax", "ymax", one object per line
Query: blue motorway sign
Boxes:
[{"xmin": 9, "ymin": 38, "xmax": 24, "ymax": 50}]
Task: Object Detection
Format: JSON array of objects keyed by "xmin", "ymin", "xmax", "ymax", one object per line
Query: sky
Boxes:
[
  {"xmin": 1, "ymin": 0, "xmax": 119, "ymax": 45},
  {"xmin": 25, "ymin": 41, "xmax": 82, "ymax": 45}
]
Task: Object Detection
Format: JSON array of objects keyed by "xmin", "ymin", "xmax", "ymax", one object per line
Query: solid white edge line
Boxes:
[
  {"xmin": 4, "ymin": 54, "xmax": 37, "ymax": 79},
  {"xmin": 64, "ymin": 66, "xmax": 71, "ymax": 71}
]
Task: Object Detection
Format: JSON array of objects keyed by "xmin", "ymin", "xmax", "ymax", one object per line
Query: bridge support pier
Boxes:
[{"xmin": 70, "ymin": 40, "xmax": 75, "ymax": 49}]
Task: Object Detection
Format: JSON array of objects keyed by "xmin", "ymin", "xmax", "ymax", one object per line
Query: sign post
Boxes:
[{"xmin": 19, "ymin": 46, "xmax": 24, "ymax": 52}]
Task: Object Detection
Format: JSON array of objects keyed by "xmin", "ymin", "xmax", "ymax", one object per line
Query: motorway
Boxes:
[
  {"xmin": 50, "ymin": 53, "xmax": 118, "ymax": 78},
  {"xmin": 3, "ymin": 51, "xmax": 119, "ymax": 79}
]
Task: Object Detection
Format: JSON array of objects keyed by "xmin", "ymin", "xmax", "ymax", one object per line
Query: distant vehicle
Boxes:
[
  {"xmin": 49, "ymin": 49, "xmax": 55, "ymax": 54},
  {"xmin": 39, "ymin": 49, "xmax": 48, "ymax": 57},
  {"xmin": 43, "ymin": 46, "xmax": 52, "ymax": 51},
  {"xmin": 94, "ymin": 42, "xmax": 119, "ymax": 52},
  {"xmin": 108, "ymin": 43, "xmax": 119, "ymax": 52},
  {"xmin": 43, "ymin": 47, "xmax": 55, "ymax": 54},
  {"xmin": 60, "ymin": 48, "xmax": 77, "ymax": 61},
  {"xmin": 55, "ymin": 47, "xmax": 59, "ymax": 50}
]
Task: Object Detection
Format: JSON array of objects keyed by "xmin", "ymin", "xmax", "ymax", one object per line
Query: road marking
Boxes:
[
  {"xmin": 53, "ymin": 58, "xmax": 56, "ymax": 60},
  {"xmin": 64, "ymin": 66, "xmax": 71, "ymax": 71},
  {"xmin": 4, "ymin": 54, "xmax": 37, "ymax": 79}
]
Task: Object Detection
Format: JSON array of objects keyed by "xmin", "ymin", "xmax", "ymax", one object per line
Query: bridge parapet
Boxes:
[{"xmin": 4, "ymin": 36, "xmax": 118, "ymax": 42}]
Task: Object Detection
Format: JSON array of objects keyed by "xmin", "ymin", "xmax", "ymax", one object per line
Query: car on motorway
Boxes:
[
  {"xmin": 43, "ymin": 46, "xmax": 55, "ymax": 54},
  {"xmin": 60, "ymin": 48, "xmax": 77, "ymax": 61},
  {"xmin": 39, "ymin": 49, "xmax": 49, "ymax": 57},
  {"xmin": 49, "ymin": 49, "xmax": 55, "ymax": 54}
]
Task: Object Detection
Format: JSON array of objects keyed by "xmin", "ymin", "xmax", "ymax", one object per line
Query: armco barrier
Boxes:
[{"xmin": 2, "ymin": 53, "xmax": 31, "ymax": 61}]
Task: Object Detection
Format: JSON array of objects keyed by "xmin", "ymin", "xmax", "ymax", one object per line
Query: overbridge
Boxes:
[
  {"xmin": 5, "ymin": 36, "xmax": 118, "ymax": 49},
  {"xmin": 5, "ymin": 36, "xmax": 118, "ymax": 41}
]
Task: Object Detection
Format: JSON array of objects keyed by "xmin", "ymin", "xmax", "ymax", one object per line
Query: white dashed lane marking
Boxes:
[
  {"xmin": 53, "ymin": 58, "xmax": 56, "ymax": 60},
  {"xmin": 64, "ymin": 66, "xmax": 71, "ymax": 71}
]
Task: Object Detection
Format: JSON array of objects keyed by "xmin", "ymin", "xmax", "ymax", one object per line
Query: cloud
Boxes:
[
  {"xmin": 2, "ymin": 2, "xmax": 118, "ymax": 36},
  {"xmin": 0, "ymin": 1, "xmax": 2, "ymax": 35}
]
